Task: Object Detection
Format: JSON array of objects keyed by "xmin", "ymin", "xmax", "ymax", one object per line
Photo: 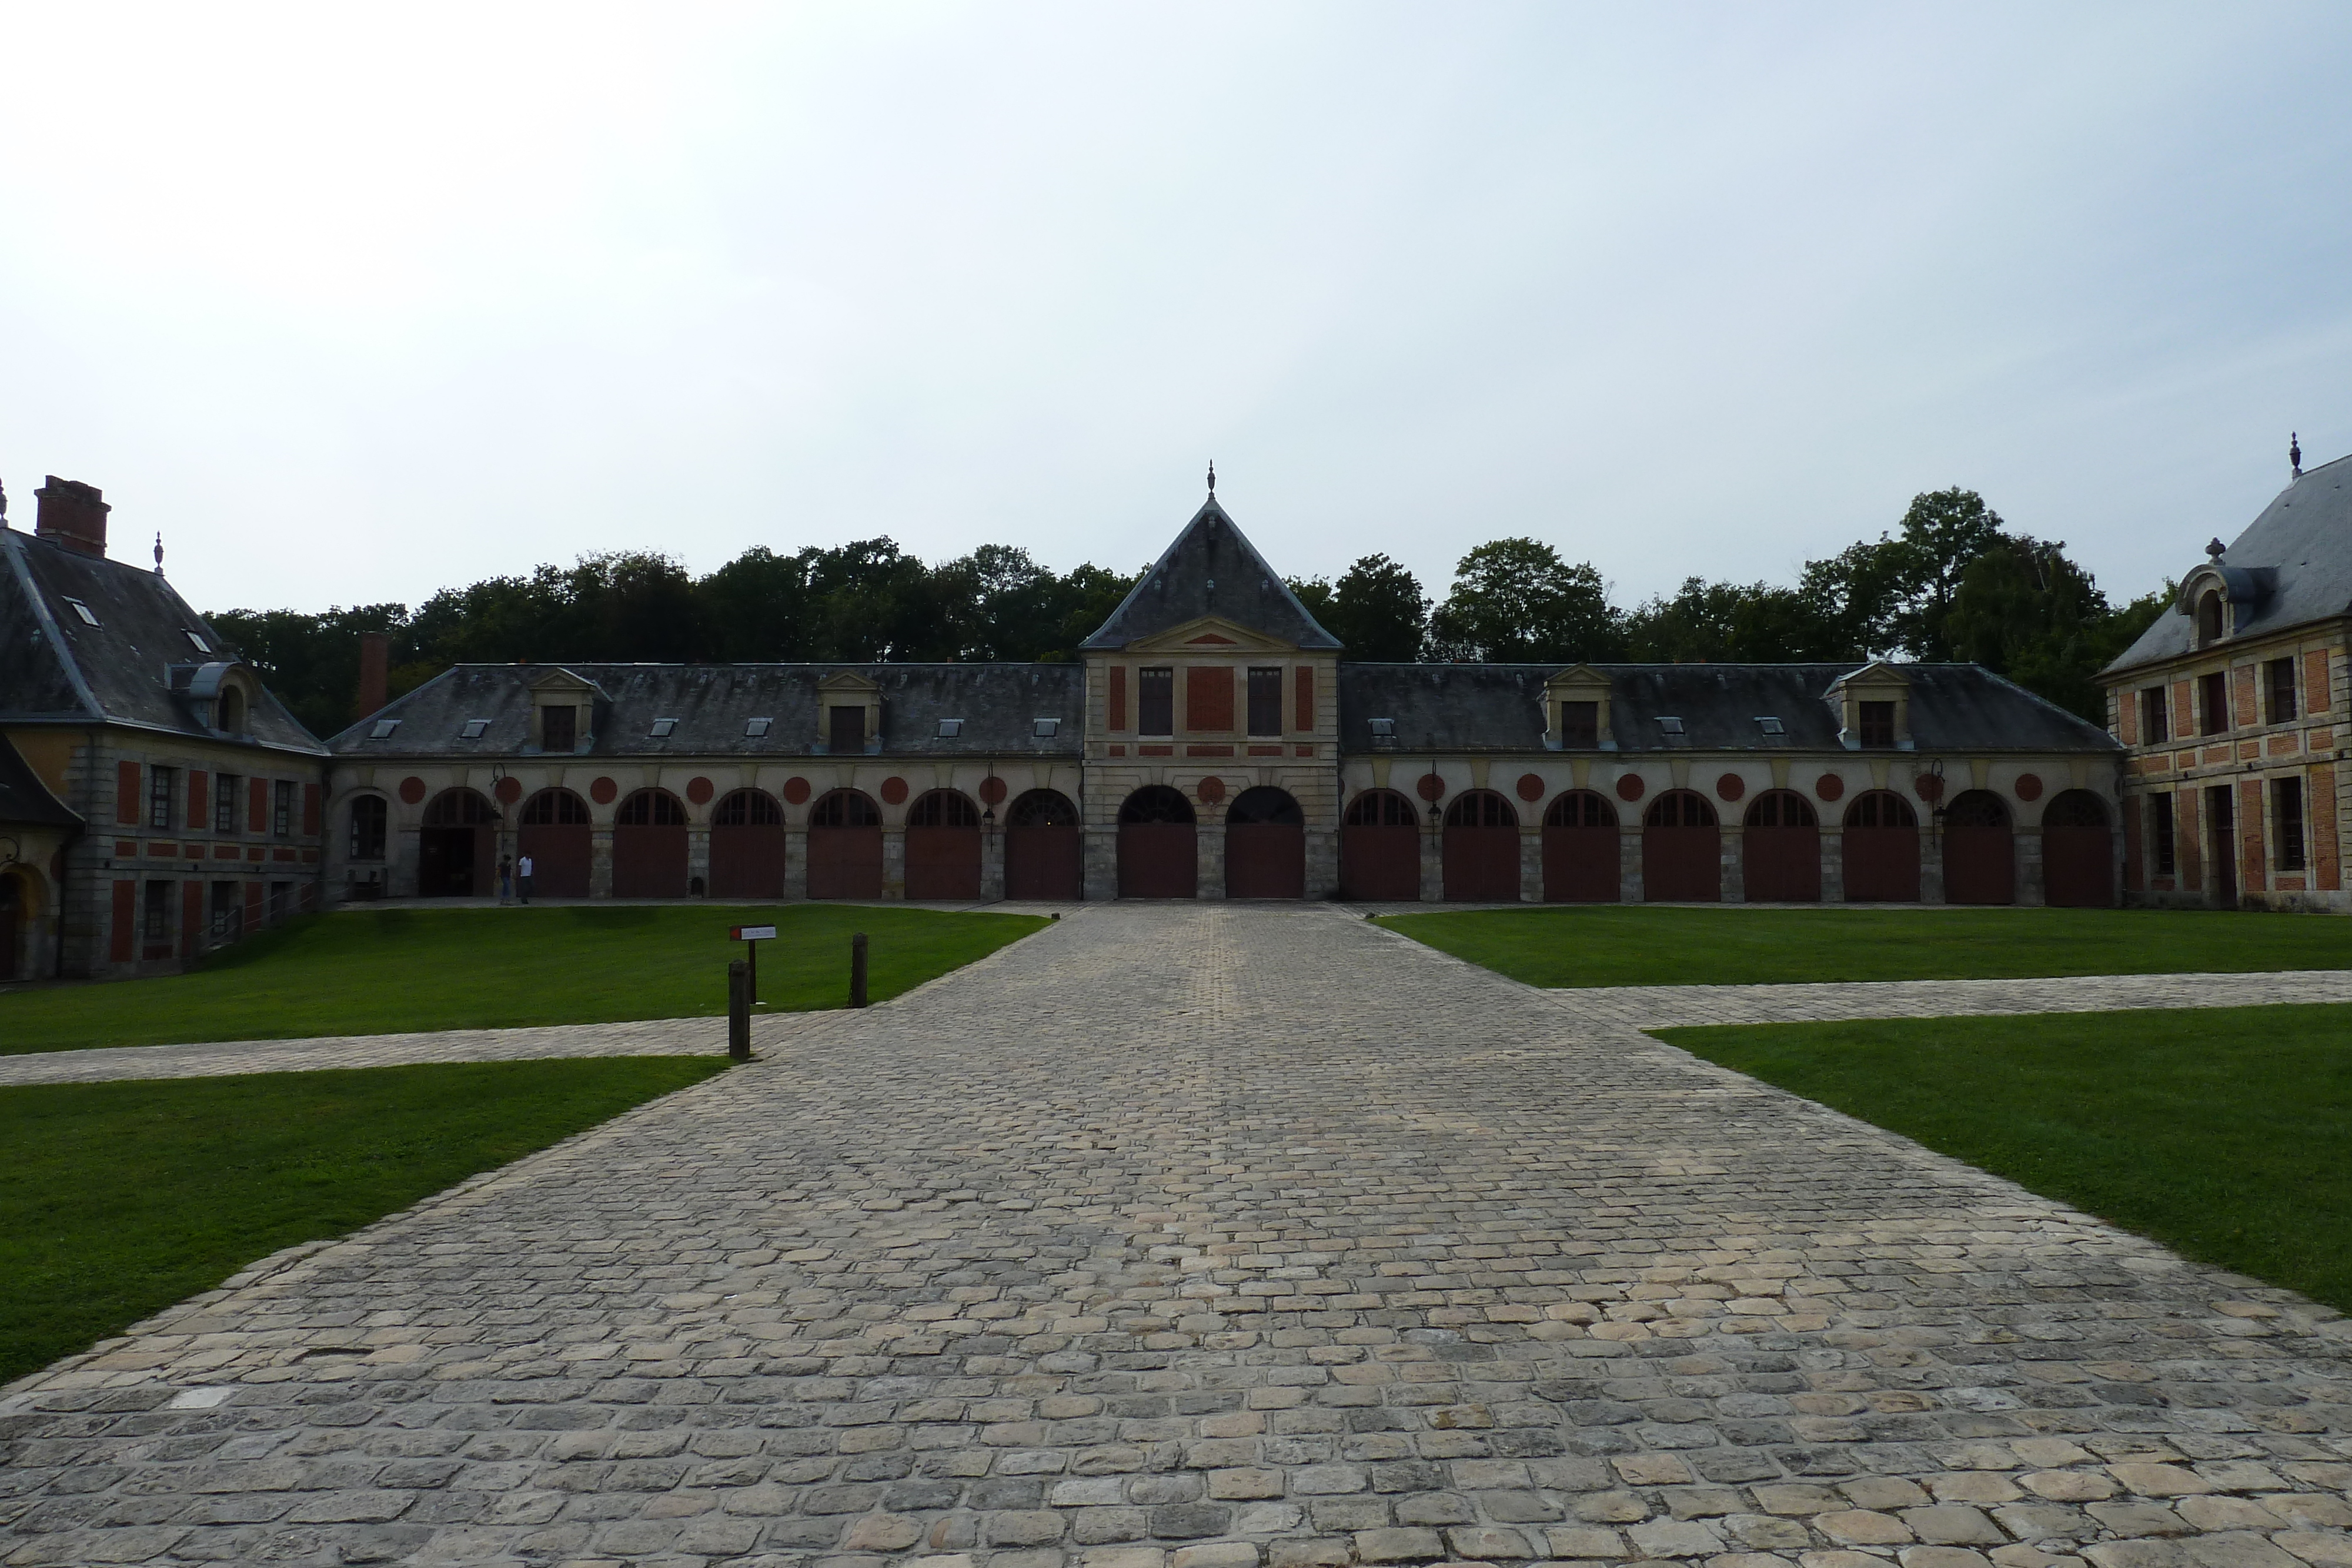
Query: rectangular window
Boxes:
[
  {"xmin": 148, "ymin": 765, "xmax": 177, "ymax": 830},
  {"xmin": 2276, "ymin": 777, "xmax": 2306, "ymax": 871},
  {"xmin": 541, "ymin": 705, "xmax": 577, "ymax": 751},
  {"xmin": 214, "ymin": 775, "xmax": 239, "ymax": 834},
  {"xmin": 273, "ymin": 780, "xmax": 295, "ymax": 837},
  {"xmin": 1247, "ymin": 667, "xmax": 1283, "ymax": 736},
  {"xmin": 2152, "ymin": 793, "xmax": 2176, "ymax": 876},
  {"xmin": 349, "ymin": 795, "xmax": 388, "ymax": 861},
  {"xmin": 1137, "ymin": 667, "xmax": 1174, "ymax": 735},
  {"xmin": 2198, "ymin": 671, "xmax": 2229, "ymax": 735},
  {"xmin": 1559, "ymin": 701, "xmax": 1599, "ymax": 748},
  {"xmin": 1859, "ymin": 701, "xmax": 1896, "ymax": 747},
  {"xmin": 2140, "ymin": 687, "xmax": 2169, "ymax": 745},
  {"xmin": 2266, "ymin": 658, "xmax": 2298, "ymax": 725},
  {"xmin": 211, "ymin": 880, "xmax": 242, "ymax": 941},
  {"xmin": 142, "ymin": 880, "xmax": 170, "ymax": 944},
  {"xmin": 828, "ymin": 705, "xmax": 865, "ymax": 753}
]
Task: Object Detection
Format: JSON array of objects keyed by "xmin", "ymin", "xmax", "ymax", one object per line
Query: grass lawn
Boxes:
[
  {"xmin": 0, "ymin": 1056, "xmax": 729, "ymax": 1386},
  {"xmin": 0, "ymin": 903, "xmax": 1045, "ymax": 1055},
  {"xmin": 1384, "ymin": 904, "xmax": 2352, "ymax": 987},
  {"xmin": 1658, "ymin": 1003, "xmax": 2352, "ymax": 1312}
]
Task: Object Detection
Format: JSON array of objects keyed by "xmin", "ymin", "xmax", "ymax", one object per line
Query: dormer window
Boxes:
[
  {"xmin": 541, "ymin": 704, "xmax": 578, "ymax": 752},
  {"xmin": 1858, "ymin": 701, "xmax": 1896, "ymax": 747},
  {"xmin": 1755, "ymin": 716, "xmax": 1785, "ymax": 735},
  {"xmin": 217, "ymin": 687, "xmax": 247, "ymax": 735},
  {"xmin": 649, "ymin": 718, "xmax": 678, "ymax": 738},
  {"xmin": 2197, "ymin": 591, "xmax": 2225, "ymax": 646},
  {"xmin": 460, "ymin": 719, "xmax": 491, "ymax": 740},
  {"xmin": 1033, "ymin": 718, "xmax": 1060, "ymax": 738},
  {"xmin": 184, "ymin": 629, "xmax": 211, "ymax": 654},
  {"xmin": 62, "ymin": 597, "xmax": 98, "ymax": 627},
  {"xmin": 744, "ymin": 717, "xmax": 772, "ymax": 738},
  {"xmin": 369, "ymin": 718, "xmax": 400, "ymax": 741},
  {"xmin": 936, "ymin": 718, "xmax": 963, "ymax": 738},
  {"xmin": 1558, "ymin": 701, "xmax": 1599, "ymax": 748},
  {"xmin": 1655, "ymin": 716, "xmax": 1685, "ymax": 735}
]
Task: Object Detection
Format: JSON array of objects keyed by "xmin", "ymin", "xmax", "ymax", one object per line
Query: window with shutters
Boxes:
[
  {"xmin": 1137, "ymin": 668, "xmax": 1174, "ymax": 735},
  {"xmin": 2266, "ymin": 658, "xmax": 2297, "ymax": 725},
  {"xmin": 148, "ymin": 766, "xmax": 177, "ymax": 830},
  {"xmin": 2140, "ymin": 687, "xmax": 2169, "ymax": 745},
  {"xmin": 1247, "ymin": 668, "xmax": 1282, "ymax": 736},
  {"xmin": 2198, "ymin": 672, "xmax": 2229, "ymax": 735}
]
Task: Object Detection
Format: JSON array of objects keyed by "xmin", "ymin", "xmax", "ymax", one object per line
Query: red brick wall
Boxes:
[
  {"xmin": 188, "ymin": 770, "xmax": 209, "ymax": 831},
  {"xmin": 2308, "ymin": 649, "xmax": 2333, "ymax": 717},
  {"xmin": 1187, "ymin": 666, "xmax": 1234, "ymax": 733},
  {"xmin": 115, "ymin": 761, "xmax": 140, "ymax": 824},
  {"xmin": 2233, "ymin": 666, "xmax": 2259, "ymax": 728},
  {"xmin": 2314, "ymin": 763, "xmax": 2340, "ymax": 891},
  {"xmin": 248, "ymin": 777, "xmax": 268, "ymax": 833},
  {"xmin": 2176, "ymin": 787, "xmax": 2201, "ymax": 891},
  {"xmin": 2171, "ymin": 679, "xmax": 2193, "ymax": 740},
  {"xmin": 2239, "ymin": 777, "xmax": 2266, "ymax": 892},
  {"xmin": 2117, "ymin": 692, "xmax": 2137, "ymax": 745}
]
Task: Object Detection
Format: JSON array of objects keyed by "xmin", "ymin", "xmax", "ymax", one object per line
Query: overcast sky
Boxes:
[{"xmin": 2, "ymin": 3, "xmax": 2347, "ymax": 620}]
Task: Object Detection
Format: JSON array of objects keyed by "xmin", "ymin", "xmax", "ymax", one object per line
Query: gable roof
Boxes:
[
  {"xmin": 0, "ymin": 735, "xmax": 81, "ymax": 830},
  {"xmin": 2106, "ymin": 451, "xmax": 2352, "ymax": 674},
  {"xmin": 0, "ymin": 528, "xmax": 325, "ymax": 754},
  {"xmin": 1081, "ymin": 496, "xmax": 1341, "ymax": 651}
]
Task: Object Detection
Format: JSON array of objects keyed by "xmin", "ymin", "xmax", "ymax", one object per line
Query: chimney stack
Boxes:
[
  {"xmin": 34, "ymin": 476, "xmax": 110, "ymax": 557},
  {"xmin": 356, "ymin": 631, "xmax": 390, "ymax": 720}
]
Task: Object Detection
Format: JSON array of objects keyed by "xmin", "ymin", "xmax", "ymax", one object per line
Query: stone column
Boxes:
[
  {"xmin": 1820, "ymin": 829, "xmax": 1845, "ymax": 903},
  {"xmin": 1197, "ymin": 823, "xmax": 1226, "ymax": 900},
  {"xmin": 1920, "ymin": 827, "xmax": 1946, "ymax": 904},
  {"xmin": 784, "ymin": 828, "xmax": 808, "ymax": 900},
  {"xmin": 590, "ymin": 828, "xmax": 613, "ymax": 898},
  {"xmin": 1519, "ymin": 827, "xmax": 1542, "ymax": 902},
  {"xmin": 980, "ymin": 827, "xmax": 1007, "ymax": 901},
  {"xmin": 687, "ymin": 827, "xmax": 710, "ymax": 898},
  {"xmin": 1084, "ymin": 826, "xmax": 1118, "ymax": 901},
  {"xmin": 1621, "ymin": 828, "xmax": 1645, "ymax": 902},
  {"xmin": 883, "ymin": 826, "xmax": 906, "ymax": 900},
  {"xmin": 2017, "ymin": 829, "xmax": 2044, "ymax": 907},
  {"xmin": 1304, "ymin": 827, "xmax": 1339, "ymax": 900},
  {"xmin": 395, "ymin": 826, "xmax": 422, "ymax": 900},
  {"xmin": 1722, "ymin": 827, "xmax": 1745, "ymax": 903},
  {"xmin": 1419, "ymin": 821, "xmax": 1443, "ymax": 902}
]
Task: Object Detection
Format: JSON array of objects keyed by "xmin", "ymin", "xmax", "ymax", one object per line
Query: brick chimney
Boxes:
[
  {"xmin": 34, "ymin": 477, "xmax": 110, "ymax": 557},
  {"xmin": 356, "ymin": 631, "xmax": 390, "ymax": 720}
]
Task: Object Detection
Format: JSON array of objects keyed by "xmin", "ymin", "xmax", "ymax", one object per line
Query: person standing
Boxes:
[{"xmin": 517, "ymin": 852, "xmax": 534, "ymax": 904}]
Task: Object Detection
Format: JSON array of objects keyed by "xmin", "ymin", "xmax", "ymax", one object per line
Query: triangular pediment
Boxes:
[
  {"xmin": 816, "ymin": 669, "xmax": 882, "ymax": 696},
  {"xmin": 1545, "ymin": 662, "xmax": 1611, "ymax": 695},
  {"xmin": 1826, "ymin": 659, "xmax": 1909, "ymax": 694},
  {"xmin": 527, "ymin": 667, "xmax": 603, "ymax": 698},
  {"xmin": 1121, "ymin": 614, "xmax": 1302, "ymax": 656}
]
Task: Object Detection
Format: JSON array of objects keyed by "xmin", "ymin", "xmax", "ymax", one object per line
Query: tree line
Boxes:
[{"xmin": 213, "ymin": 487, "xmax": 2163, "ymax": 739}]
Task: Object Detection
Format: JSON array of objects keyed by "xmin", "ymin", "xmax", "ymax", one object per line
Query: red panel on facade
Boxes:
[
  {"xmin": 1294, "ymin": 666, "xmax": 1314, "ymax": 733},
  {"xmin": 709, "ymin": 825, "xmax": 784, "ymax": 898},
  {"xmin": 1442, "ymin": 827, "xmax": 1519, "ymax": 901},
  {"xmin": 1119, "ymin": 824, "xmax": 1197, "ymax": 897},
  {"xmin": 2043, "ymin": 827, "xmax": 2114, "ymax": 907},
  {"xmin": 808, "ymin": 827, "xmax": 884, "ymax": 900},
  {"xmin": 613, "ymin": 825, "xmax": 688, "ymax": 898},
  {"xmin": 110, "ymin": 879, "xmax": 135, "ymax": 961},
  {"xmin": 1109, "ymin": 666, "xmax": 1127, "ymax": 732},
  {"xmin": 1742, "ymin": 827, "xmax": 1820, "ymax": 902},
  {"xmin": 1225, "ymin": 824, "xmax": 1304, "ymax": 898},
  {"xmin": 116, "ymin": 761, "xmax": 140, "ymax": 824},
  {"xmin": 1341, "ymin": 827, "xmax": 1419, "ymax": 900},
  {"xmin": 245, "ymin": 881, "xmax": 265, "ymax": 930},
  {"xmin": 906, "ymin": 827, "xmax": 982, "ymax": 900},
  {"xmin": 1541, "ymin": 828, "xmax": 1618, "ymax": 902},
  {"xmin": 248, "ymin": 777, "xmax": 268, "ymax": 833},
  {"xmin": 1643, "ymin": 828, "xmax": 1721, "ymax": 902},
  {"xmin": 519, "ymin": 824, "xmax": 592, "ymax": 898},
  {"xmin": 303, "ymin": 783, "xmax": 320, "ymax": 836},
  {"xmin": 1186, "ymin": 667, "xmax": 1234, "ymax": 733},
  {"xmin": 188, "ymin": 770, "xmax": 209, "ymax": 831},
  {"xmin": 1943, "ymin": 827, "xmax": 2014, "ymax": 904},
  {"xmin": 1007, "ymin": 826, "xmax": 1081, "ymax": 899},
  {"xmin": 1843, "ymin": 827, "xmax": 1920, "ymax": 901}
]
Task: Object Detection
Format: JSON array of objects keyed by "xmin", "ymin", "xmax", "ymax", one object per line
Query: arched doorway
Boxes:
[
  {"xmin": 1341, "ymin": 788, "xmax": 1420, "ymax": 901},
  {"xmin": 1442, "ymin": 790, "xmax": 1520, "ymax": 902},
  {"xmin": 1842, "ymin": 790, "xmax": 1920, "ymax": 902},
  {"xmin": 1007, "ymin": 789, "xmax": 1083, "ymax": 900},
  {"xmin": 1742, "ymin": 790, "xmax": 1819, "ymax": 903},
  {"xmin": 1118, "ymin": 786, "xmax": 1197, "ymax": 898},
  {"xmin": 419, "ymin": 788, "xmax": 497, "ymax": 897},
  {"xmin": 710, "ymin": 788, "xmax": 785, "ymax": 899},
  {"xmin": 1944, "ymin": 790, "xmax": 2014, "ymax": 904},
  {"xmin": 519, "ymin": 788, "xmax": 592, "ymax": 898},
  {"xmin": 906, "ymin": 789, "xmax": 983, "ymax": 901},
  {"xmin": 0, "ymin": 870, "xmax": 26, "ymax": 982},
  {"xmin": 2042, "ymin": 790, "xmax": 2114, "ymax": 908},
  {"xmin": 614, "ymin": 788, "xmax": 689, "ymax": 898},
  {"xmin": 1642, "ymin": 791, "xmax": 1720, "ymax": 902},
  {"xmin": 808, "ymin": 789, "xmax": 884, "ymax": 900},
  {"xmin": 1542, "ymin": 790, "xmax": 1619, "ymax": 902},
  {"xmin": 1225, "ymin": 787, "xmax": 1304, "ymax": 899}
]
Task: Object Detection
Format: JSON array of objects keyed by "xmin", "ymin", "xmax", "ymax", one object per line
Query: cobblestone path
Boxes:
[{"xmin": 4, "ymin": 904, "xmax": 2350, "ymax": 1568}]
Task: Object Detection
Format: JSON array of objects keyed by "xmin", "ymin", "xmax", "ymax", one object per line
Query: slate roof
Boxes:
[
  {"xmin": 1081, "ymin": 496, "xmax": 1341, "ymax": 651},
  {"xmin": 0, "ymin": 735, "xmax": 80, "ymax": 829},
  {"xmin": 1339, "ymin": 663, "xmax": 2118, "ymax": 754},
  {"xmin": 330, "ymin": 663, "xmax": 1087, "ymax": 758},
  {"xmin": 2106, "ymin": 452, "xmax": 2352, "ymax": 675},
  {"xmin": 0, "ymin": 527, "xmax": 325, "ymax": 754}
]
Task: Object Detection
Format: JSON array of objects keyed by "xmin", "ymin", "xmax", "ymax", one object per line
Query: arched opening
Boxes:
[
  {"xmin": 518, "ymin": 787, "xmax": 593, "ymax": 898},
  {"xmin": 1442, "ymin": 789, "xmax": 1520, "ymax": 902},
  {"xmin": 2041, "ymin": 789, "xmax": 2114, "ymax": 908},
  {"xmin": 2198, "ymin": 591, "xmax": 2226, "ymax": 646},
  {"xmin": 1841, "ymin": 790, "xmax": 1920, "ymax": 902},
  {"xmin": 1741, "ymin": 790, "xmax": 1820, "ymax": 903},
  {"xmin": 1943, "ymin": 789, "xmax": 2014, "ymax": 905},
  {"xmin": 1341, "ymin": 788, "xmax": 1420, "ymax": 901},
  {"xmin": 1225, "ymin": 787, "xmax": 1304, "ymax": 900},
  {"xmin": 0, "ymin": 869, "xmax": 26, "ymax": 982},
  {"xmin": 1118, "ymin": 785, "xmax": 1197, "ymax": 898},
  {"xmin": 1006, "ymin": 788, "xmax": 1083, "ymax": 900},
  {"xmin": 1642, "ymin": 790, "xmax": 1721, "ymax": 902},
  {"xmin": 613, "ymin": 788, "xmax": 689, "ymax": 898},
  {"xmin": 419, "ymin": 788, "xmax": 498, "ymax": 897},
  {"xmin": 1542, "ymin": 790, "xmax": 1619, "ymax": 903},
  {"xmin": 218, "ymin": 685, "xmax": 246, "ymax": 735},
  {"xmin": 709, "ymin": 788, "xmax": 786, "ymax": 900},
  {"xmin": 808, "ymin": 788, "xmax": 884, "ymax": 900},
  {"xmin": 905, "ymin": 789, "xmax": 983, "ymax": 901}
]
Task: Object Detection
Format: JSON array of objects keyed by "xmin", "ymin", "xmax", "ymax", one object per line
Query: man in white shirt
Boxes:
[{"xmin": 518, "ymin": 854, "xmax": 534, "ymax": 904}]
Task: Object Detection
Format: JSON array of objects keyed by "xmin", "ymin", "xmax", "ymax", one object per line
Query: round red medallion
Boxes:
[
  {"xmin": 1915, "ymin": 773, "xmax": 1945, "ymax": 803},
  {"xmin": 880, "ymin": 777, "xmax": 909, "ymax": 805},
  {"xmin": 977, "ymin": 776, "xmax": 1007, "ymax": 805},
  {"xmin": 2014, "ymin": 773, "xmax": 2044, "ymax": 801},
  {"xmin": 1197, "ymin": 776, "xmax": 1227, "ymax": 804},
  {"xmin": 1615, "ymin": 774, "xmax": 1646, "ymax": 803},
  {"xmin": 589, "ymin": 777, "xmax": 617, "ymax": 805},
  {"xmin": 398, "ymin": 776, "xmax": 426, "ymax": 804},
  {"xmin": 686, "ymin": 776, "xmax": 714, "ymax": 805},
  {"xmin": 493, "ymin": 776, "xmax": 522, "ymax": 805},
  {"xmin": 1814, "ymin": 774, "xmax": 1845, "ymax": 802},
  {"xmin": 1716, "ymin": 773, "xmax": 1746, "ymax": 802},
  {"xmin": 1416, "ymin": 774, "xmax": 1445, "ymax": 802},
  {"xmin": 781, "ymin": 776, "xmax": 811, "ymax": 805},
  {"xmin": 1515, "ymin": 773, "xmax": 1545, "ymax": 802}
]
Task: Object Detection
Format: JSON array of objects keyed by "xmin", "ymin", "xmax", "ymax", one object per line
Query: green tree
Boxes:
[
  {"xmin": 1886, "ymin": 487, "xmax": 2009, "ymax": 658},
  {"xmin": 1623, "ymin": 578, "xmax": 1850, "ymax": 663},
  {"xmin": 1322, "ymin": 554, "xmax": 1429, "ymax": 660},
  {"xmin": 1427, "ymin": 539, "xmax": 1622, "ymax": 662}
]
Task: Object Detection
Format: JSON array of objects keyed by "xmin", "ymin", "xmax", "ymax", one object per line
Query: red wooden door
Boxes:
[
  {"xmin": 1944, "ymin": 827, "xmax": 2014, "ymax": 904},
  {"xmin": 1225, "ymin": 824, "xmax": 1304, "ymax": 898},
  {"xmin": 519, "ymin": 824, "xmax": 592, "ymax": 898},
  {"xmin": 1741, "ymin": 827, "xmax": 1820, "ymax": 902},
  {"xmin": 1340, "ymin": 827, "xmax": 1420, "ymax": 900},
  {"xmin": 906, "ymin": 826, "xmax": 982, "ymax": 900},
  {"xmin": 1119, "ymin": 824, "xmax": 1197, "ymax": 898},
  {"xmin": 1542, "ymin": 827, "xmax": 1619, "ymax": 902},
  {"xmin": 709, "ymin": 825, "xmax": 786, "ymax": 898},
  {"xmin": 1842, "ymin": 828, "xmax": 1920, "ymax": 901},
  {"xmin": 1442, "ymin": 827, "xmax": 1519, "ymax": 901},
  {"xmin": 808, "ymin": 827, "xmax": 884, "ymax": 900},
  {"xmin": 1642, "ymin": 828, "xmax": 1722, "ymax": 902},
  {"xmin": 2043, "ymin": 827, "xmax": 2113, "ymax": 907},
  {"xmin": 1007, "ymin": 826, "xmax": 1082, "ymax": 900},
  {"xmin": 613, "ymin": 825, "xmax": 687, "ymax": 898}
]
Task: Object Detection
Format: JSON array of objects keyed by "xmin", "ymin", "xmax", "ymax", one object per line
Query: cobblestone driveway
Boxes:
[{"xmin": 4, "ymin": 904, "xmax": 2349, "ymax": 1568}]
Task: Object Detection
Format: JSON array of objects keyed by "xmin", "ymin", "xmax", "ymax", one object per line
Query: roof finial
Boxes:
[
  {"xmin": 153, "ymin": 531, "xmax": 165, "ymax": 574},
  {"xmin": 2290, "ymin": 432, "xmax": 2303, "ymax": 479},
  {"xmin": 1205, "ymin": 459, "xmax": 1216, "ymax": 496},
  {"xmin": 2206, "ymin": 537, "xmax": 2227, "ymax": 561}
]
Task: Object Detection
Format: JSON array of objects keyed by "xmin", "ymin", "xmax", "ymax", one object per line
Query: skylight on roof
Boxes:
[
  {"xmin": 1656, "ymin": 716, "xmax": 1685, "ymax": 735},
  {"xmin": 62, "ymin": 597, "xmax": 98, "ymax": 627},
  {"xmin": 1367, "ymin": 718, "xmax": 1396, "ymax": 736},
  {"xmin": 1755, "ymin": 716, "xmax": 1785, "ymax": 735},
  {"xmin": 460, "ymin": 719, "xmax": 490, "ymax": 739},
  {"xmin": 184, "ymin": 629, "xmax": 211, "ymax": 654},
  {"xmin": 1033, "ymin": 718, "xmax": 1059, "ymax": 738},
  {"xmin": 369, "ymin": 719, "xmax": 400, "ymax": 740},
  {"xmin": 650, "ymin": 717, "xmax": 678, "ymax": 738},
  {"xmin": 936, "ymin": 718, "xmax": 963, "ymax": 738},
  {"xmin": 744, "ymin": 717, "xmax": 771, "ymax": 737}
]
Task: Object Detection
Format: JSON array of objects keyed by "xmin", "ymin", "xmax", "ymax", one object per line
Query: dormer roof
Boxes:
[{"xmin": 1081, "ymin": 496, "xmax": 1340, "ymax": 651}]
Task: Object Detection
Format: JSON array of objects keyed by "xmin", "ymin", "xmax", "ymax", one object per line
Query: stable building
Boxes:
[{"xmin": 331, "ymin": 487, "xmax": 2124, "ymax": 907}]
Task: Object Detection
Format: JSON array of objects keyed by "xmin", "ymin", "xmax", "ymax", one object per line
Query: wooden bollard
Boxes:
[
  {"xmin": 850, "ymin": 931, "xmax": 869, "ymax": 1008},
  {"xmin": 727, "ymin": 958, "xmax": 751, "ymax": 1060}
]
